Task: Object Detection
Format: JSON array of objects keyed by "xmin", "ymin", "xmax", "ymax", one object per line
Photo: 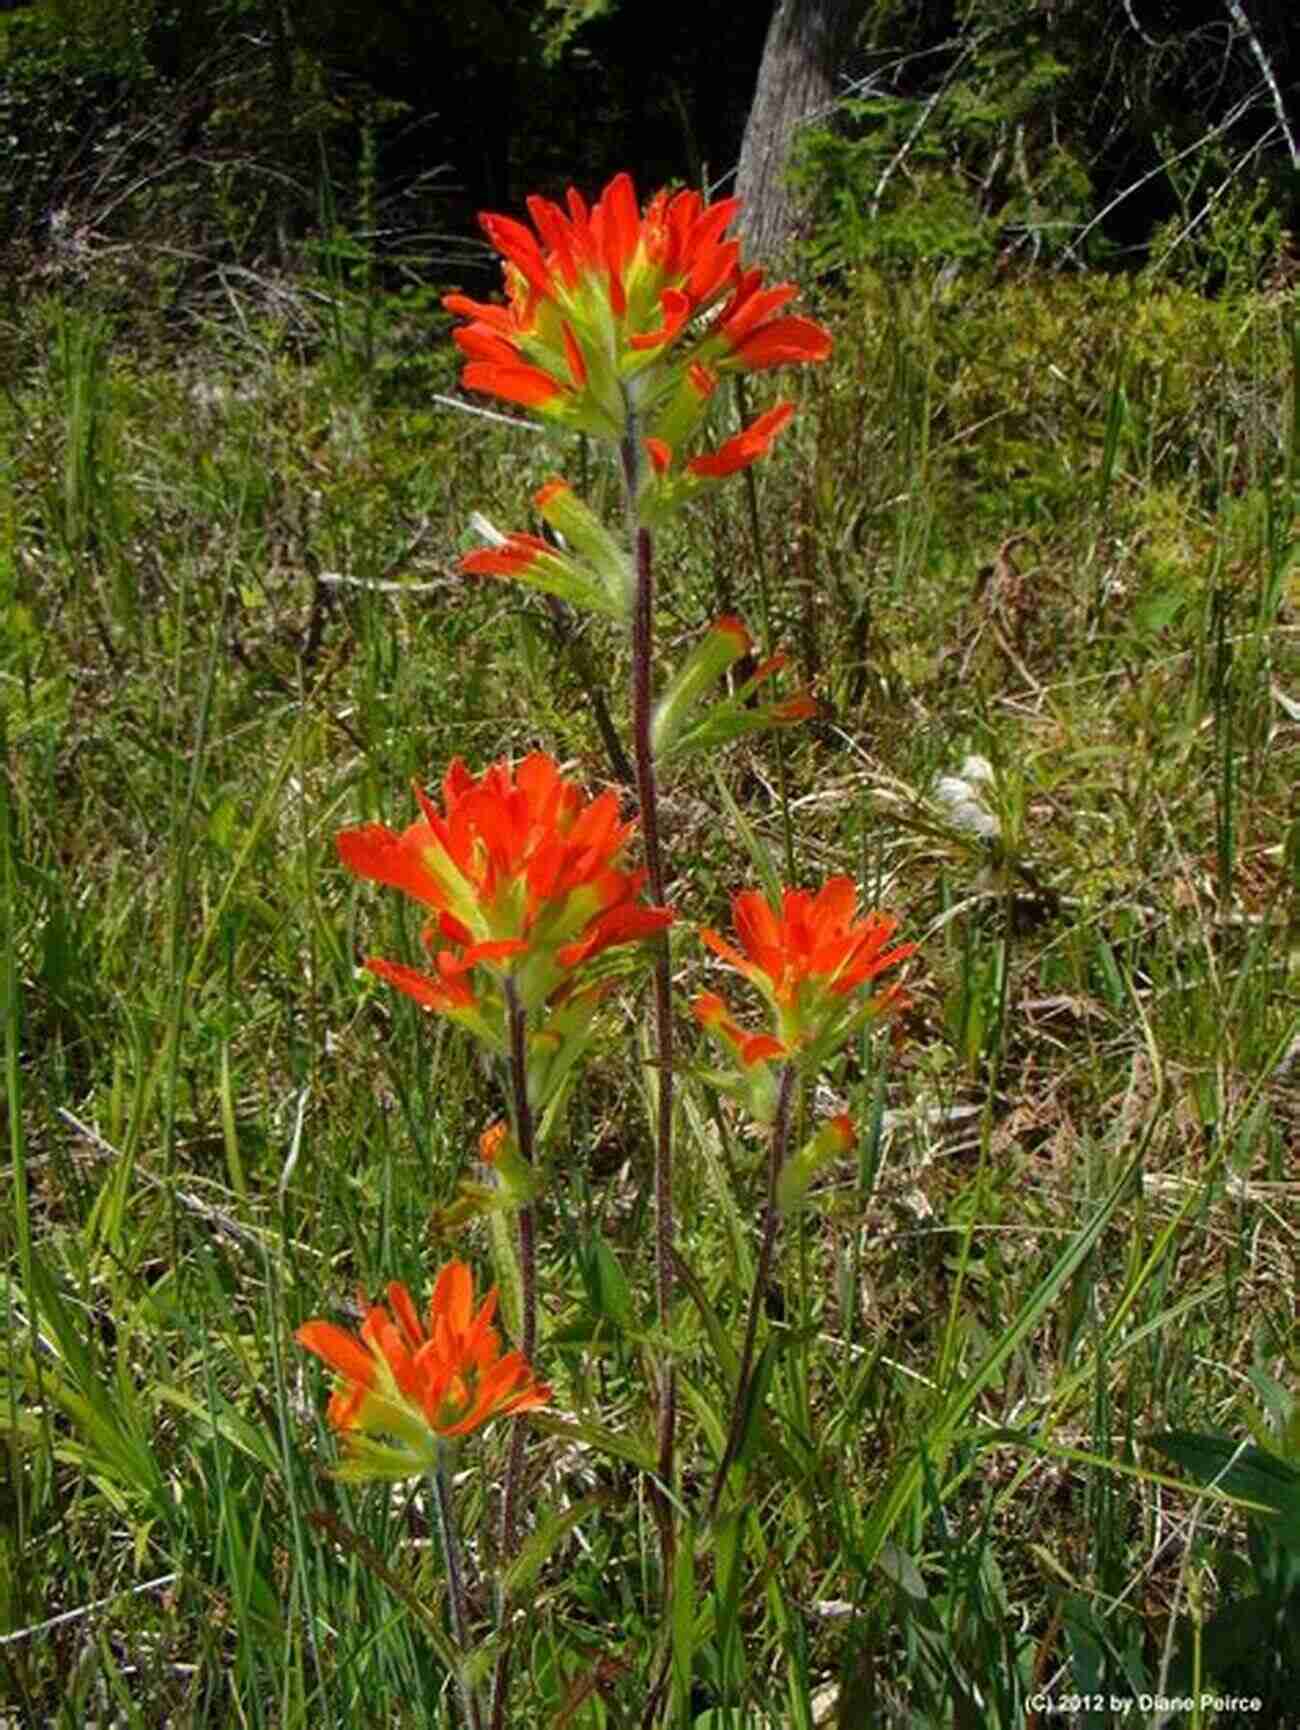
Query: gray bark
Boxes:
[{"xmin": 734, "ymin": 0, "xmax": 859, "ymax": 266}]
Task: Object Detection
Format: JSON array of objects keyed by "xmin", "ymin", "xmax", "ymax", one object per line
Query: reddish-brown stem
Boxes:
[
  {"xmin": 622, "ymin": 424, "xmax": 677, "ymax": 1569},
  {"xmin": 489, "ymin": 980, "xmax": 537, "ymax": 1730},
  {"xmin": 707, "ymin": 1062, "xmax": 797, "ymax": 1520},
  {"xmin": 432, "ymin": 1450, "xmax": 484, "ymax": 1730}
]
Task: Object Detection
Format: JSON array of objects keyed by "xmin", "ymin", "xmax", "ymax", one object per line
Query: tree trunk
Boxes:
[
  {"xmin": 734, "ymin": 0, "xmax": 859, "ymax": 266},
  {"xmin": 269, "ymin": 0, "xmax": 295, "ymax": 264}
]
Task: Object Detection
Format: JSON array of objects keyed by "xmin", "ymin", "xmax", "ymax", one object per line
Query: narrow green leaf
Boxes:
[
  {"xmin": 305, "ymin": 1506, "xmax": 464, "ymax": 1674},
  {"xmin": 711, "ymin": 767, "xmax": 782, "ymax": 908},
  {"xmin": 681, "ymin": 1093, "xmax": 752, "ymax": 1296},
  {"xmin": 503, "ymin": 1491, "xmax": 611, "ymax": 1595},
  {"xmin": 154, "ymin": 1384, "xmax": 280, "ymax": 1473},
  {"xmin": 25, "ymin": 1253, "xmax": 168, "ymax": 1513},
  {"xmin": 710, "ymin": 1505, "xmax": 746, "ymax": 1674},
  {"xmin": 734, "ymin": 1340, "xmax": 779, "ymax": 1468},
  {"xmin": 672, "ymin": 1248, "xmax": 739, "ymax": 1385},
  {"xmin": 855, "ymin": 1148, "xmax": 1146, "ymax": 1571},
  {"xmin": 677, "ymin": 1369, "xmax": 728, "ymax": 1463},
  {"xmin": 528, "ymin": 1412, "xmax": 657, "ymax": 1472},
  {"xmin": 670, "ymin": 1520, "xmax": 696, "ymax": 1719},
  {"xmin": 1149, "ymin": 1432, "xmax": 1300, "ymax": 1547},
  {"xmin": 589, "ymin": 1237, "xmax": 632, "ymax": 1328}
]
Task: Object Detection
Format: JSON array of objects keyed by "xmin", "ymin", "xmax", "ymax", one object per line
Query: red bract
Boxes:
[
  {"xmin": 461, "ymin": 532, "xmax": 555, "ymax": 577},
  {"xmin": 714, "ymin": 274, "xmax": 833, "ymax": 371},
  {"xmin": 692, "ymin": 991, "xmax": 786, "ymax": 1068},
  {"xmin": 460, "ymin": 360, "xmax": 564, "ymax": 408},
  {"xmin": 687, "ymin": 401, "xmax": 796, "ymax": 478}
]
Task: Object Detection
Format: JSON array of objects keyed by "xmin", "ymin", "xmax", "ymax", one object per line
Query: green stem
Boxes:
[
  {"xmin": 707, "ymin": 1062, "xmax": 798, "ymax": 1519},
  {"xmin": 431, "ymin": 1449, "xmax": 484, "ymax": 1730},
  {"xmin": 541, "ymin": 593, "xmax": 635, "ymax": 787},
  {"xmin": 502, "ymin": 980, "xmax": 538, "ymax": 1367}
]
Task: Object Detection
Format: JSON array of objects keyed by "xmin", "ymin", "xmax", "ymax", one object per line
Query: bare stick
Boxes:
[{"xmin": 1225, "ymin": 0, "xmax": 1299, "ymax": 169}]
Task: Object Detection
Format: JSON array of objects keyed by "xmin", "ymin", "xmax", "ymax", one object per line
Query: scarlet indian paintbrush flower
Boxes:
[
  {"xmin": 337, "ymin": 752, "xmax": 674, "ymax": 1032},
  {"xmin": 296, "ymin": 1260, "xmax": 549, "ymax": 1480},
  {"xmin": 703, "ymin": 879, "xmax": 914, "ymax": 1013},
  {"xmin": 694, "ymin": 878, "xmax": 915, "ymax": 1104},
  {"xmin": 443, "ymin": 171, "xmax": 830, "ymax": 451}
]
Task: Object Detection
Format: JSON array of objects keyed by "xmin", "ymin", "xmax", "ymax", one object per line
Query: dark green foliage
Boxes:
[
  {"xmin": 799, "ymin": 0, "xmax": 1299, "ymax": 276},
  {"xmin": 6, "ymin": 0, "xmax": 1298, "ymax": 313},
  {"xmin": 0, "ymin": 3, "xmax": 338, "ymax": 311},
  {"xmin": 1152, "ymin": 1419, "xmax": 1300, "ymax": 1725}
]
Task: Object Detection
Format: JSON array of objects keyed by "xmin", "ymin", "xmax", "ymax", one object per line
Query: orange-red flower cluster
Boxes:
[
  {"xmin": 695, "ymin": 878, "xmax": 915, "ymax": 1079},
  {"xmin": 337, "ymin": 753, "xmax": 673, "ymax": 1025},
  {"xmin": 443, "ymin": 172, "xmax": 831, "ymax": 441},
  {"xmin": 702, "ymin": 880, "xmax": 913, "ymax": 1010},
  {"xmin": 297, "ymin": 1261, "xmax": 548, "ymax": 1477}
]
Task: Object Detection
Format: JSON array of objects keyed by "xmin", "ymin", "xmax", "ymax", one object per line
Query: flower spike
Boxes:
[{"xmin": 652, "ymin": 618, "xmax": 817, "ymax": 763}]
